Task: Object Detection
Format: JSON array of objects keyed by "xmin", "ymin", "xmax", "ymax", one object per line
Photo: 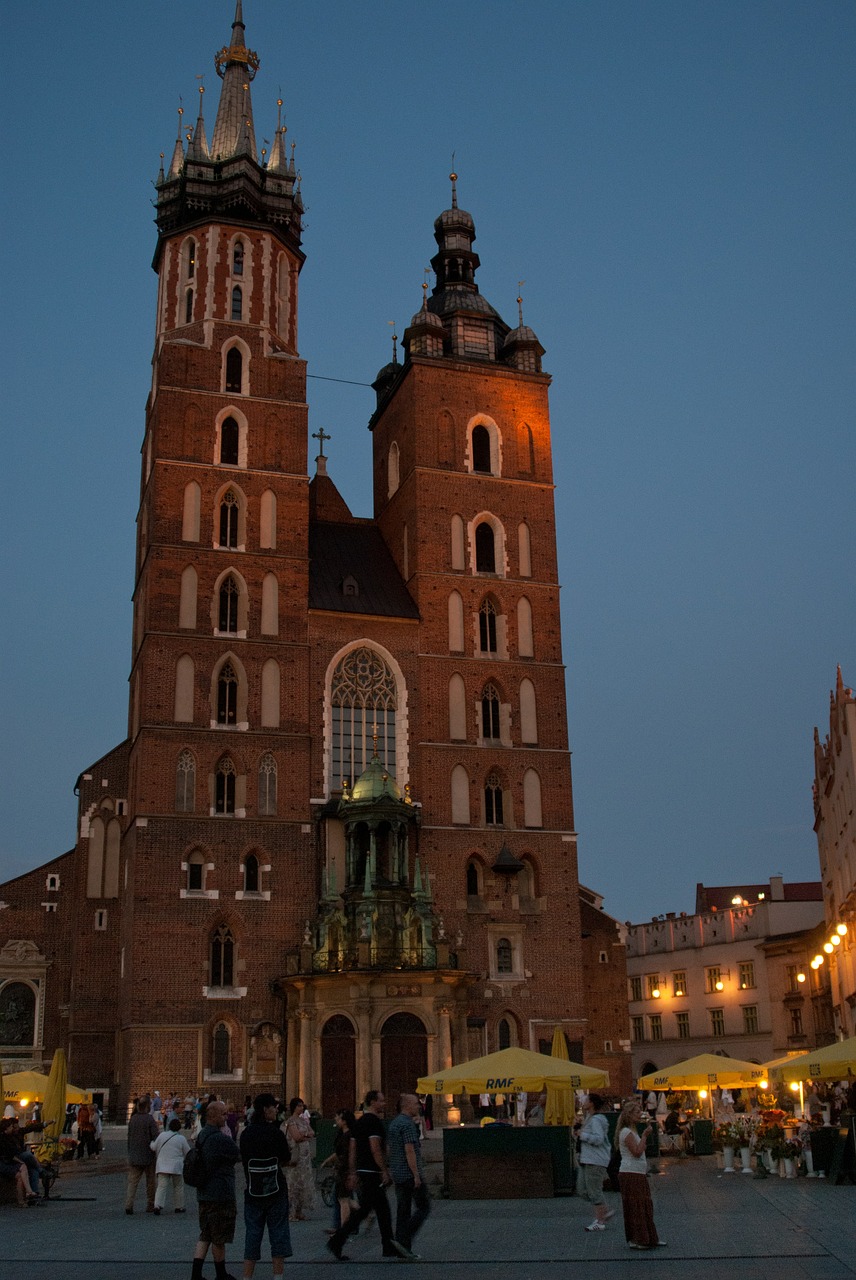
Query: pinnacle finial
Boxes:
[
  {"xmin": 449, "ymin": 165, "xmax": 458, "ymax": 209},
  {"xmin": 388, "ymin": 321, "xmax": 398, "ymax": 364},
  {"xmin": 517, "ymin": 279, "xmax": 526, "ymax": 326}
]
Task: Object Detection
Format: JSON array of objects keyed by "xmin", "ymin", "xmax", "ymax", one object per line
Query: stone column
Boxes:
[
  {"xmin": 297, "ymin": 1008, "xmax": 313, "ymax": 1100},
  {"xmin": 285, "ymin": 1011, "xmax": 300, "ymax": 1100},
  {"xmin": 354, "ymin": 997, "xmax": 372, "ymax": 1103},
  {"xmin": 435, "ymin": 1001, "xmax": 454, "ymax": 1126}
]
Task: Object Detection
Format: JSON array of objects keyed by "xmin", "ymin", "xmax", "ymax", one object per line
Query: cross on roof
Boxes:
[{"xmin": 312, "ymin": 426, "xmax": 331, "ymax": 457}]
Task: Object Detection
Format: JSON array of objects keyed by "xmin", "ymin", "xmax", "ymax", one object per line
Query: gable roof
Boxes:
[{"xmin": 308, "ymin": 521, "xmax": 419, "ymax": 619}]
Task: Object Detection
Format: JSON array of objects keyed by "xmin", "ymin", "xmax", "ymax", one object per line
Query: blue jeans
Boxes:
[
  {"xmin": 394, "ymin": 1177, "xmax": 431, "ymax": 1250},
  {"xmin": 243, "ymin": 1192, "xmax": 292, "ymax": 1261}
]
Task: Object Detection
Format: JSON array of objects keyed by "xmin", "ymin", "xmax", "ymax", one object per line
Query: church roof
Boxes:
[{"xmin": 309, "ymin": 522, "xmax": 419, "ymax": 619}]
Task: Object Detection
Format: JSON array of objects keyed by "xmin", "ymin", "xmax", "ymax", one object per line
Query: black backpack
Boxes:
[{"xmin": 183, "ymin": 1133, "xmax": 211, "ymax": 1188}]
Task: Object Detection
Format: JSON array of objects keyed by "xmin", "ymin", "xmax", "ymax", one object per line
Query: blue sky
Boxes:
[{"xmin": 2, "ymin": 0, "xmax": 853, "ymax": 925}]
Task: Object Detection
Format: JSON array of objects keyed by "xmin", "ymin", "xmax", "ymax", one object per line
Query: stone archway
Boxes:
[
  {"xmin": 321, "ymin": 1014, "xmax": 357, "ymax": 1115},
  {"xmin": 380, "ymin": 1012, "xmax": 427, "ymax": 1115}
]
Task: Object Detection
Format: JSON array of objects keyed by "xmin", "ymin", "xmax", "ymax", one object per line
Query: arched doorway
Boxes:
[
  {"xmin": 380, "ymin": 1012, "xmax": 427, "ymax": 1115},
  {"xmin": 321, "ymin": 1015, "xmax": 357, "ymax": 1116}
]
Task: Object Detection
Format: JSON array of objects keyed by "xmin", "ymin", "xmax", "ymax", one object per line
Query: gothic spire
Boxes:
[{"xmin": 210, "ymin": 1, "xmax": 259, "ymax": 162}]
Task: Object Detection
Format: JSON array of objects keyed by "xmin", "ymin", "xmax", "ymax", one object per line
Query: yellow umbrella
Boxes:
[
  {"xmin": 416, "ymin": 1046, "xmax": 609, "ymax": 1095},
  {"xmin": 767, "ymin": 1035, "xmax": 856, "ymax": 1083},
  {"xmin": 36, "ymin": 1049, "xmax": 68, "ymax": 1161},
  {"xmin": 637, "ymin": 1053, "xmax": 768, "ymax": 1092},
  {"xmin": 544, "ymin": 1026, "xmax": 575, "ymax": 1127},
  {"xmin": 4, "ymin": 1069, "xmax": 91, "ymax": 1106}
]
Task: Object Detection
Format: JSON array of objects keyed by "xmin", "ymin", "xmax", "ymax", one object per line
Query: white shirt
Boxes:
[
  {"xmin": 618, "ymin": 1126, "xmax": 648, "ymax": 1175},
  {"xmin": 151, "ymin": 1129, "xmax": 191, "ymax": 1175}
]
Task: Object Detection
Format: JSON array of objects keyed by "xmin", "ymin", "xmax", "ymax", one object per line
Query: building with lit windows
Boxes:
[
  {"xmin": 813, "ymin": 667, "xmax": 856, "ymax": 1037},
  {"xmin": 0, "ymin": 4, "xmax": 614, "ymax": 1115},
  {"xmin": 626, "ymin": 877, "xmax": 829, "ymax": 1080}
]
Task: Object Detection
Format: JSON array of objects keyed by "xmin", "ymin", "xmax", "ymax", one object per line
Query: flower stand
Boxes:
[
  {"xmin": 740, "ymin": 1146, "xmax": 753, "ymax": 1174},
  {"xmin": 722, "ymin": 1146, "xmax": 736, "ymax": 1173}
]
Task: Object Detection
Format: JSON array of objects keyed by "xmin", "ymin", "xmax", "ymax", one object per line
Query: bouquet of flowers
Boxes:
[{"xmin": 714, "ymin": 1122, "xmax": 743, "ymax": 1148}]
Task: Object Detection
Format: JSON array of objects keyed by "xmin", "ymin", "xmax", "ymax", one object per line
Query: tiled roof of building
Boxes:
[
  {"xmin": 308, "ymin": 521, "xmax": 419, "ymax": 619},
  {"xmin": 695, "ymin": 880, "xmax": 822, "ymax": 912}
]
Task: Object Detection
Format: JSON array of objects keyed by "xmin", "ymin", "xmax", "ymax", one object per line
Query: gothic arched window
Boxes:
[
  {"xmin": 0, "ymin": 982, "xmax": 36, "ymax": 1047},
  {"xmin": 218, "ymin": 576, "xmax": 239, "ymax": 633},
  {"xmin": 258, "ymin": 753, "xmax": 277, "ymax": 816},
  {"xmin": 185, "ymin": 239, "xmax": 196, "ymax": 279},
  {"xmin": 225, "ymin": 349, "xmax": 243, "ymax": 395},
  {"xmin": 472, "ymin": 425, "xmax": 491, "ymax": 473},
  {"xmin": 185, "ymin": 288, "xmax": 194, "ymax": 324},
  {"xmin": 175, "ymin": 749, "xmax": 195, "ymax": 812},
  {"xmin": 481, "ymin": 683, "xmax": 500, "ymax": 740},
  {"xmin": 231, "ymin": 285, "xmax": 243, "ymax": 322},
  {"xmin": 232, "ymin": 241, "xmax": 245, "ymax": 276},
  {"xmin": 475, "ymin": 522, "xmax": 496, "ymax": 573},
  {"xmin": 213, "ymin": 1021, "xmax": 231, "ymax": 1073},
  {"xmin": 217, "ymin": 664, "xmax": 238, "ymax": 726},
  {"xmin": 215, "ymin": 757, "xmax": 236, "ymax": 814},
  {"xmin": 466, "ymin": 860, "xmax": 481, "ymax": 897},
  {"xmin": 211, "ymin": 926, "xmax": 235, "ymax": 987},
  {"xmin": 479, "ymin": 599, "xmax": 497, "ymax": 654},
  {"xmin": 498, "ymin": 1016, "xmax": 512, "ymax": 1048},
  {"xmin": 219, "ymin": 490, "xmax": 239, "ymax": 548},
  {"xmin": 485, "ymin": 772, "xmax": 504, "ymax": 825},
  {"xmin": 330, "ymin": 646, "xmax": 397, "ymax": 789}
]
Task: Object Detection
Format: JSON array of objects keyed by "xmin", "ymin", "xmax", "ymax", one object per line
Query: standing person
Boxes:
[
  {"xmin": 326, "ymin": 1090, "xmax": 403, "ymax": 1262},
  {"xmin": 577, "ymin": 1094, "xmax": 614, "ymax": 1232},
  {"xmin": 282, "ymin": 1097, "xmax": 315, "ymax": 1221},
  {"xmin": 388, "ymin": 1093, "xmax": 431, "ymax": 1259},
  {"xmin": 320, "ymin": 1109, "xmax": 356, "ymax": 1232},
  {"xmin": 152, "ymin": 1090, "xmax": 163, "ymax": 1127},
  {"xmin": 614, "ymin": 1101, "xmax": 666, "ymax": 1250},
  {"xmin": 151, "ymin": 1116, "xmax": 191, "ymax": 1214},
  {"xmin": 76, "ymin": 1101, "xmax": 97, "ymax": 1160},
  {"xmin": 239, "ymin": 1093, "xmax": 292, "ymax": 1279},
  {"xmin": 527, "ymin": 1094, "xmax": 546, "ymax": 1126},
  {"xmin": 125, "ymin": 1098, "xmax": 159, "ymax": 1214},
  {"xmin": 191, "ymin": 1100, "xmax": 241, "ymax": 1280}
]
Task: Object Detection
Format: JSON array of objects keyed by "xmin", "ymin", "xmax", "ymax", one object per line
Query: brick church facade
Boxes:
[{"xmin": 1, "ymin": 4, "xmax": 627, "ymax": 1113}]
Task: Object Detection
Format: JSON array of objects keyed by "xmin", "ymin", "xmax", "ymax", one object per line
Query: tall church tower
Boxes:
[{"xmin": 1, "ymin": 4, "xmax": 594, "ymax": 1113}]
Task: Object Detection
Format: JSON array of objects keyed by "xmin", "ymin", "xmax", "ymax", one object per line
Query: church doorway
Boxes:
[
  {"xmin": 321, "ymin": 1014, "xmax": 356, "ymax": 1115},
  {"xmin": 380, "ymin": 1012, "xmax": 427, "ymax": 1114}
]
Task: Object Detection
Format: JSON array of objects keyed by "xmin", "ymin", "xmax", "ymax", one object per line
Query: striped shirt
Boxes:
[{"xmin": 387, "ymin": 1113, "xmax": 423, "ymax": 1183}]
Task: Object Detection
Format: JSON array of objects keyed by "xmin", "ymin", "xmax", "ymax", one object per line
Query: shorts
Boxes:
[
  {"xmin": 581, "ymin": 1162, "xmax": 607, "ymax": 1205},
  {"xmin": 198, "ymin": 1199, "xmax": 237, "ymax": 1245}
]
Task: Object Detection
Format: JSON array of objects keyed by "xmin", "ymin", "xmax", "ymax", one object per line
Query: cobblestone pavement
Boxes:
[{"xmin": 1, "ymin": 1134, "xmax": 853, "ymax": 1280}]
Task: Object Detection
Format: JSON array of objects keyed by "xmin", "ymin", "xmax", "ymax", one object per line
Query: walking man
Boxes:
[
  {"xmin": 326, "ymin": 1090, "xmax": 404, "ymax": 1261},
  {"xmin": 239, "ymin": 1093, "xmax": 292, "ymax": 1278},
  {"xmin": 191, "ymin": 1100, "xmax": 241, "ymax": 1280},
  {"xmin": 388, "ymin": 1093, "xmax": 431, "ymax": 1259}
]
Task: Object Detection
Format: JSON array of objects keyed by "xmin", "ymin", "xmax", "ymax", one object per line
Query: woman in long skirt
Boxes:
[
  {"xmin": 283, "ymin": 1097, "xmax": 316, "ymax": 1221},
  {"xmin": 615, "ymin": 1101, "xmax": 666, "ymax": 1250}
]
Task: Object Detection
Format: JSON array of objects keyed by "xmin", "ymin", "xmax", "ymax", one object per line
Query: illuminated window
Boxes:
[
  {"xmin": 738, "ymin": 961, "xmax": 755, "ymax": 990},
  {"xmin": 646, "ymin": 973, "xmax": 660, "ymax": 999},
  {"xmin": 673, "ymin": 970, "xmax": 687, "ymax": 997},
  {"xmin": 705, "ymin": 967, "xmax": 722, "ymax": 994}
]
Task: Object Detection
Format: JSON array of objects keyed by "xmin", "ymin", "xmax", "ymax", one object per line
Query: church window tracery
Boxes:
[
  {"xmin": 232, "ymin": 240, "xmax": 244, "ymax": 276},
  {"xmin": 481, "ymin": 683, "xmax": 501, "ymax": 740},
  {"xmin": 219, "ymin": 490, "xmax": 239, "ymax": 548},
  {"xmin": 258, "ymin": 753, "xmax": 277, "ymax": 816},
  {"xmin": 218, "ymin": 576, "xmax": 239, "ymax": 633},
  {"xmin": 217, "ymin": 664, "xmax": 238, "ymax": 726},
  {"xmin": 211, "ymin": 927, "xmax": 235, "ymax": 986},
  {"xmin": 479, "ymin": 599, "xmax": 497, "ymax": 653},
  {"xmin": 330, "ymin": 646, "xmax": 397, "ymax": 788},
  {"xmin": 176, "ymin": 750, "xmax": 196, "ymax": 812},
  {"xmin": 215, "ymin": 757, "xmax": 236, "ymax": 813},
  {"xmin": 484, "ymin": 771, "xmax": 504, "ymax": 825}
]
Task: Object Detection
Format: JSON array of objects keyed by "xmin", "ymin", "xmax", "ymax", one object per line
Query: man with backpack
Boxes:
[
  {"xmin": 189, "ymin": 1100, "xmax": 241, "ymax": 1280},
  {"xmin": 238, "ymin": 1093, "xmax": 292, "ymax": 1278}
]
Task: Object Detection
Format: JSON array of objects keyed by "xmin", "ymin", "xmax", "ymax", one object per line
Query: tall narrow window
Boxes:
[
  {"xmin": 219, "ymin": 490, "xmax": 239, "ymax": 548},
  {"xmin": 185, "ymin": 288, "xmax": 194, "ymax": 324},
  {"xmin": 213, "ymin": 1022, "xmax": 231, "ymax": 1073},
  {"xmin": 330, "ymin": 646, "xmax": 397, "ymax": 789},
  {"xmin": 676, "ymin": 1011, "xmax": 690, "ymax": 1039},
  {"xmin": 258, "ymin": 753, "xmax": 277, "ymax": 816},
  {"xmin": 475, "ymin": 522, "xmax": 496, "ymax": 572},
  {"xmin": 215, "ymin": 757, "xmax": 236, "ymax": 813},
  {"xmin": 187, "ymin": 851, "xmax": 205, "ymax": 892},
  {"xmin": 176, "ymin": 750, "xmax": 196, "ymax": 812},
  {"xmin": 481, "ymin": 684, "xmax": 500, "ymax": 740},
  {"xmin": 232, "ymin": 241, "xmax": 244, "ymax": 276},
  {"xmin": 709, "ymin": 1008, "xmax": 725, "ymax": 1037},
  {"xmin": 185, "ymin": 238, "xmax": 196, "ymax": 278},
  {"xmin": 217, "ymin": 664, "xmax": 238, "ymax": 725},
  {"xmin": 496, "ymin": 938, "xmax": 513, "ymax": 974},
  {"xmin": 218, "ymin": 577, "xmax": 239, "ymax": 633},
  {"xmin": 479, "ymin": 599, "xmax": 497, "ymax": 653},
  {"xmin": 220, "ymin": 416, "xmax": 239, "ymax": 464},
  {"xmin": 472, "ymin": 425, "xmax": 491, "ymax": 472},
  {"xmin": 225, "ymin": 350, "xmax": 242, "ymax": 395},
  {"xmin": 211, "ymin": 926, "xmax": 235, "ymax": 986},
  {"xmin": 498, "ymin": 1017, "xmax": 511, "ymax": 1049},
  {"xmin": 231, "ymin": 285, "xmax": 243, "ymax": 321},
  {"xmin": 485, "ymin": 772, "xmax": 504, "ymax": 825},
  {"xmin": 244, "ymin": 853, "xmax": 259, "ymax": 893},
  {"xmin": 466, "ymin": 861, "xmax": 480, "ymax": 897}
]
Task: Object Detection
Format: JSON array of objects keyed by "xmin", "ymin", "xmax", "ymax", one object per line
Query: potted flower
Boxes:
[
  {"xmin": 714, "ymin": 1122, "xmax": 741, "ymax": 1172},
  {"xmin": 734, "ymin": 1114, "xmax": 756, "ymax": 1174}
]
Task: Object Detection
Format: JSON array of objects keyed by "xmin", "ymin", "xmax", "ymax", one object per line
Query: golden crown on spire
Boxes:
[{"xmin": 214, "ymin": 43, "xmax": 259, "ymax": 78}]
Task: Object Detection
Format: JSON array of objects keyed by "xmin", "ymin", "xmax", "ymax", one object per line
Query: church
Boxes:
[{"xmin": 0, "ymin": 3, "xmax": 629, "ymax": 1114}]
